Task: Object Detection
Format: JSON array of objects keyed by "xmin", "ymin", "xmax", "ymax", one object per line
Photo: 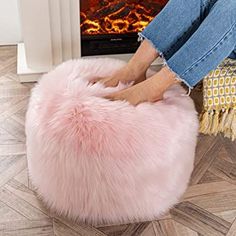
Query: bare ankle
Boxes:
[
  {"xmin": 127, "ymin": 39, "xmax": 159, "ymax": 76},
  {"xmin": 160, "ymin": 66, "xmax": 177, "ymax": 80},
  {"xmin": 148, "ymin": 67, "xmax": 180, "ymax": 92},
  {"xmin": 125, "ymin": 63, "xmax": 146, "ymax": 79}
]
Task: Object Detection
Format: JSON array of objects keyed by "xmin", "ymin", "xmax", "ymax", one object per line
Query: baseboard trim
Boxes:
[{"xmin": 17, "ymin": 43, "xmax": 45, "ymax": 82}]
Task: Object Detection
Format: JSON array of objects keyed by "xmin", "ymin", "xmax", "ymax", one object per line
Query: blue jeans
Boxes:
[{"xmin": 138, "ymin": 0, "xmax": 236, "ymax": 88}]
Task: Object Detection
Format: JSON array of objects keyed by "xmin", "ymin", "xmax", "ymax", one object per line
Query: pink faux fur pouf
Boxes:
[{"xmin": 26, "ymin": 58, "xmax": 198, "ymax": 225}]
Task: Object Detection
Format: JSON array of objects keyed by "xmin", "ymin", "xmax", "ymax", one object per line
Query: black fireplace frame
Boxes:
[{"xmin": 81, "ymin": 32, "xmax": 140, "ymax": 56}]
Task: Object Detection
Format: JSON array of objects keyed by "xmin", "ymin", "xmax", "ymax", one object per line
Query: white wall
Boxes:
[{"xmin": 0, "ymin": 0, "xmax": 22, "ymax": 45}]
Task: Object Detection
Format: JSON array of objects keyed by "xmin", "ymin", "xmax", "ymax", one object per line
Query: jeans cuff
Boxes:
[{"xmin": 138, "ymin": 32, "xmax": 193, "ymax": 95}]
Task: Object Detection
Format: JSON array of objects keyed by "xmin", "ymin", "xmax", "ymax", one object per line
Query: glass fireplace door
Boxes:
[{"xmin": 80, "ymin": 0, "xmax": 168, "ymax": 56}]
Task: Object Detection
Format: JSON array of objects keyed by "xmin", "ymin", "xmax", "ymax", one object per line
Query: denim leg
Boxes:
[
  {"xmin": 167, "ymin": 0, "xmax": 236, "ymax": 87},
  {"xmin": 139, "ymin": 0, "xmax": 218, "ymax": 60}
]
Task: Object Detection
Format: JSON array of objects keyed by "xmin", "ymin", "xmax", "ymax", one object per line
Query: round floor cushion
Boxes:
[{"xmin": 26, "ymin": 58, "xmax": 199, "ymax": 225}]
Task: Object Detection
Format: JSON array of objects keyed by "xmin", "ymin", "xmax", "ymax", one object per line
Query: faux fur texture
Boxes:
[{"xmin": 26, "ymin": 58, "xmax": 199, "ymax": 225}]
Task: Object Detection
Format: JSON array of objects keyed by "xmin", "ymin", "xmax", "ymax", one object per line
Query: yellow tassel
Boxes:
[
  {"xmin": 224, "ymin": 129, "xmax": 231, "ymax": 139},
  {"xmin": 211, "ymin": 111, "xmax": 220, "ymax": 136},
  {"xmin": 222, "ymin": 108, "xmax": 234, "ymax": 140},
  {"xmin": 207, "ymin": 111, "xmax": 214, "ymax": 134},
  {"xmin": 224, "ymin": 108, "xmax": 234, "ymax": 131},
  {"xmin": 219, "ymin": 108, "xmax": 229, "ymax": 132},
  {"xmin": 199, "ymin": 111, "xmax": 210, "ymax": 134},
  {"xmin": 231, "ymin": 108, "xmax": 236, "ymax": 141}
]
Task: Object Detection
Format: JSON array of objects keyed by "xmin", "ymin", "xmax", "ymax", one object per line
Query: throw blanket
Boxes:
[{"xmin": 200, "ymin": 59, "xmax": 236, "ymax": 141}]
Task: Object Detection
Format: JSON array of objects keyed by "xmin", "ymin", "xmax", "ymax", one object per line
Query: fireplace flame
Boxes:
[{"xmin": 80, "ymin": 1, "xmax": 167, "ymax": 35}]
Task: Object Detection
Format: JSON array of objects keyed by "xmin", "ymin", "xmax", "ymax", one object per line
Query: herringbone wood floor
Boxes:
[{"xmin": 0, "ymin": 45, "xmax": 236, "ymax": 236}]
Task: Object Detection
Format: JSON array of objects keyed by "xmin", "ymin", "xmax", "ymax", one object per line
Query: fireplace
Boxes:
[
  {"xmin": 80, "ymin": 0, "xmax": 168, "ymax": 56},
  {"xmin": 18, "ymin": 0, "xmax": 167, "ymax": 82}
]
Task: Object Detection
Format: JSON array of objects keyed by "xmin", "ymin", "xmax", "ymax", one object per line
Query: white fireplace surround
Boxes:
[{"xmin": 18, "ymin": 0, "xmax": 162, "ymax": 82}]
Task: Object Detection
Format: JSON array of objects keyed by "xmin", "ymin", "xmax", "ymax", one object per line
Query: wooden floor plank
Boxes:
[
  {"xmin": 158, "ymin": 219, "xmax": 178, "ymax": 236},
  {"xmin": 174, "ymin": 221, "xmax": 199, "ymax": 236},
  {"xmin": 98, "ymin": 224, "xmax": 129, "ymax": 236},
  {"xmin": 0, "ymin": 218, "xmax": 52, "ymax": 232},
  {"xmin": 53, "ymin": 218, "xmax": 84, "ymax": 236},
  {"xmin": 152, "ymin": 221, "xmax": 165, "ymax": 236},
  {"xmin": 189, "ymin": 190, "xmax": 236, "ymax": 213},
  {"xmin": 0, "ymin": 201, "xmax": 25, "ymax": 223},
  {"xmin": 215, "ymin": 210, "xmax": 236, "ymax": 224},
  {"xmin": 194, "ymin": 135, "xmax": 218, "ymax": 166},
  {"xmin": 198, "ymin": 170, "xmax": 223, "ymax": 184},
  {"xmin": 226, "ymin": 219, "xmax": 236, "ymax": 236},
  {"xmin": 170, "ymin": 202, "xmax": 231, "ymax": 236},
  {"xmin": 221, "ymin": 137, "xmax": 236, "ymax": 163},
  {"xmin": 190, "ymin": 139, "xmax": 223, "ymax": 185},
  {"xmin": 0, "ymin": 144, "xmax": 26, "ymax": 156},
  {"xmin": 1, "ymin": 227, "xmax": 54, "ymax": 236},
  {"xmin": 183, "ymin": 181, "xmax": 236, "ymax": 199},
  {"xmin": 139, "ymin": 223, "xmax": 157, "ymax": 236},
  {"xmin": 1, "ymin": 117, "xmax": 26, "ymax": 142},
  {"xmin": 209, "ymin": 159, "xmax": 236, "ymax": 185},
  {"xmin": 55, "ymin": 217, "xmax": 107, "ymax": 236},
  {"xmin": 0, "ymin": 155, "xmax": 27, "ymax": 187},
  {"xmin": 5, "ymin": 179, "xmax": 49, "ymax": 216},
  {"xmin": 0, "ymin": 188, "xmax": 49, "ymax": 220},
  {"xmin": 120, "ymin": 222, "xmax": 150, "ymax": 236},
  {"xmin": 13, "ymin": 168, "xmax": 29, "ymax": 187}
]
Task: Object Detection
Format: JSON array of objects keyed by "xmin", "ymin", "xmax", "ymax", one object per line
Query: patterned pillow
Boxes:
[{"xmin": 199, "ymin": 59, "xmax": 236, "ymax": 140}]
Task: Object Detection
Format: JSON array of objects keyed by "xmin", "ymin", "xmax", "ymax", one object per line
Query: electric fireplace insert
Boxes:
[{"xmin": 80, "ymin": 0, "xmax": 168, "ymax": 56}]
